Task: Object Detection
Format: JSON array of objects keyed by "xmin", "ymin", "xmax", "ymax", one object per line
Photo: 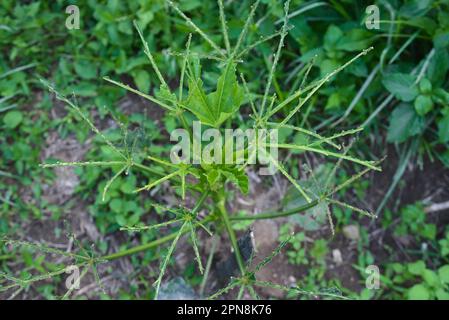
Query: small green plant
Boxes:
[
  {"xmin": 384, "ymin": 260, "xmax": 449, "ymax": 300},
  {"xmin": 279, "ymin": 225, "xmax": 308, "ymax": 265},
  {"xmin": 390, "ymin": 203, "xmax": 436, "ymax": 241},
  {"xmin": 1, "ymin": 0, "xmax": 381, "ymax": 299},
  {"xmin": 439, "ymin": 228, "xmax": 449, "ymax": 258}
]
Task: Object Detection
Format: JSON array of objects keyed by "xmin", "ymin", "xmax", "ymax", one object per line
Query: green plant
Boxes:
[
  {"xmin": 384, "ymin": 260, "xmax": 449, "ymax": 300},
  {"xmin": 279, "ymin": 225, "xmax": 308, "ymax": 265},
  {"xmin": 439, "ymin": 228, "xmax": 449, "ymax": 258},
  {"xmin": 1, "ymin": 0, "xmax": 381, "ymax": 300},
  {"xmin": 392, "ymin": 203, "xmax": 436, "ymax": 241},
  {"xmin": 278, "ymin": 213, "xmax": 329, "ymax": 268}
]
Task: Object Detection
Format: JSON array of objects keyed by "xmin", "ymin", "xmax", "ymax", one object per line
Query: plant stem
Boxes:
[
  {"xmin": 218, "ymin": 199, "xmax": 246, "ymax": 275},
  {"xmin": 179, "ymin": 113, "xmax": 191, "ymax": 139},
  {"xmin": 0, "ymin": 254, "xmax": 13, "ymax": 261},
  {"xmin": 199, "ymin": 235, "xmax": 218, "ymax": 297},
  {"xmin": 102, "ymin": 231, "xmax": 186, "ymax": 261},
  {"xmin": 132, "ymin": 161, "xmax": 202, "ymax": 193},
  {"xmin": 132, "ymin": 162, "xmax": 165, "ymax": 176},
  {"xmin": 230, "ymin": 199, "xmax": 320, "ymax": 221},
  {"xmin": 193, "ymin": 189, "xmax": 210, "ymax": 214}
]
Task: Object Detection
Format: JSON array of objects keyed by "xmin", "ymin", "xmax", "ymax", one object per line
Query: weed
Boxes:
[{"xmin": 0, "ymin": 0, "xmax": 402, "ymax": 300}]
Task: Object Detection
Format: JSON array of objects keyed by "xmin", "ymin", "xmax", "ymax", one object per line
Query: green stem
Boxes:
[
  {"xmin": 132, "ymin": 161, "xmax": 202, "ymax": 193},
  {"xmin": 230, "ymin": 199, "xmax": 320, "ymax": 221},
  {"xmin": 199, "ymin": 235, "xmax": 218, "ymax": 297},
  {"xmin": 0, "ymin": 254, "xmax": 13, "ymax": 261},
  {"xmin": 102, "ymin": 231, "xmax": 185, "ymax": 261},
  {"xmin": 132, "ymin": 162, "xmax": 165, "ymax": 176},
  {"xmin": 178, "ymin": 111, "xmax": 191, "ymax": 140},
  {"xmin": 218, "ymin": 199, "xmax": 246, "ymax": 276},
  {"xmin": 193, "ymin": 190, "xmax": 209, "ymax": 214}
]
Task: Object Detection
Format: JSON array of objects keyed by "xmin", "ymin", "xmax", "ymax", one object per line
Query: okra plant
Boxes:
[{"xmin": 1, "ymin": 0, "xmax": 381, "ymax": 299}]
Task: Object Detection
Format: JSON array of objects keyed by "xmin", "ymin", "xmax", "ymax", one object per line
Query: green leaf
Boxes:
[
  {"xmin": 387, "ymin": 103, "xmax": 424, "ymax": 143},
  {"xmin": 325, "ymin": 92, "xmax": 341, "ymax": 110},
  {"xmin": 434, "ymin": 89, "xmax": 449, "ymax": 105},
  {"xmin": 438, "ymin": 265, "xmax": 449, "ymax": 284},
  {"xmin": 407, "ymin": 284, "xmax": 430, "ymax": 300},
  {"xmin": 421, "ymin": 223, "xmax": 436, "ymax": 240},
  {"xmin": 324, "ymin": 25, "xmax": 343, "ymax": 51},
  {"xmin": 133, "ymin": 69, "xmax": 150, "ymax": 93},
  {"xmin": 203, "ymin": 165, "xmax": 248, "ymax": 194},
  {"xmin": 414, "ymin": 95, "xmax": 433, "ymax": 116},
  {"xmin": 70, "ymin": 82, "xmax": 97, "ymax": 97},
  {"xmin": 74, "ymin": 60, "xmax": 98, "ymax": 80},
  {"xmin": 440, "ymin": 238, "xmax": 449, "ymax": 257},
  {"xmin": 219, "ymin": 167, "xmax": 248, "ymax": 194},
  {"xmin": 435, "ymin": 288, "xmax": 449, "ymax": 300},
  {"xmin": 382, "ymin": 73, "xmax": 418, "ymax": 102},
  {"xmin": 438, "ymin": 113, "xmax": 449, "ymax": 143},
  {"xmin": 208, "ymin": 62, "xmax": 244, "ymax": 124},
  {"xmin": 179, "ymin": 0, "xmax": 202, "ymax": 11},
  {"xmin": 336, "ymin": 29, "xmax": 372, "ymax": 51},
  {"xmin": 407, "ymin": 17, "xmax": 437, "ymax": 34},
  {"xmin": 136, "ymin": 11, "xmax": 154, "ymax": 30},
  {"xmin": 185, "ymin": 77, "xmax": 213, "ymax": 124},
  {"xmin": 109, "ymin": 198, "xmax": 123, "ymax": 214},
  {"xmin": 408, "ymin": 260, "xmax": 426, "ymax": 275},
  {"xmin": 120, "ymin": 175, "xmax": 136, "ymax": 194},
  {"xmin": 3, "ymin": 110, "xmax": 23, "ymax": 129},
  {"xmin": 185, "ymin": 61, "xmax": 243, "ymax": 127},
  {"xmin": 399, "ymin": 0, "xmax": 432, "ymax": 18},
  {"xmin": 438, "ymin": 11, "xmax": 449, "ymax": 28},
  {"xmin": 422, "ymin": 269, "xmax": 438, "ymax": 287},
  {"xmin": 156, "ymin": 84, "xmax": 177, "ymax": 104},
  {"xmin": 206, "ymin": 169, "xmax": 221, "ymax": 188},
  {"xmin": 115, "ymin": 214, "xmax": 127, "ymax": 227},
  {"xmin": 310, "ymin": 239, "xmax": 328, "ymax": 261},
  {"xmin": 282, "ymin": 175, "xmax": 327, "ymax": 231},
  {"xmin": 391, "ymin": 263, "xmax": 404, "ymax": 273},
  {"xmin": 427, "ymin": 49, "xmax": 449, "ymax": 85},
  {"xmin": 433, "ymin": 28, "xmax": 449, "ymax": 48},
  {"xmin": 320, "ymin": 59, "xmax": 340, "ymax": 76}
]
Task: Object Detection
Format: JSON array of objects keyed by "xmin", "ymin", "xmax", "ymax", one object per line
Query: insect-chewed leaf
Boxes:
[{"xmin": 184, "ymin": 61, "xmax": 244, "ymax": 127}]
